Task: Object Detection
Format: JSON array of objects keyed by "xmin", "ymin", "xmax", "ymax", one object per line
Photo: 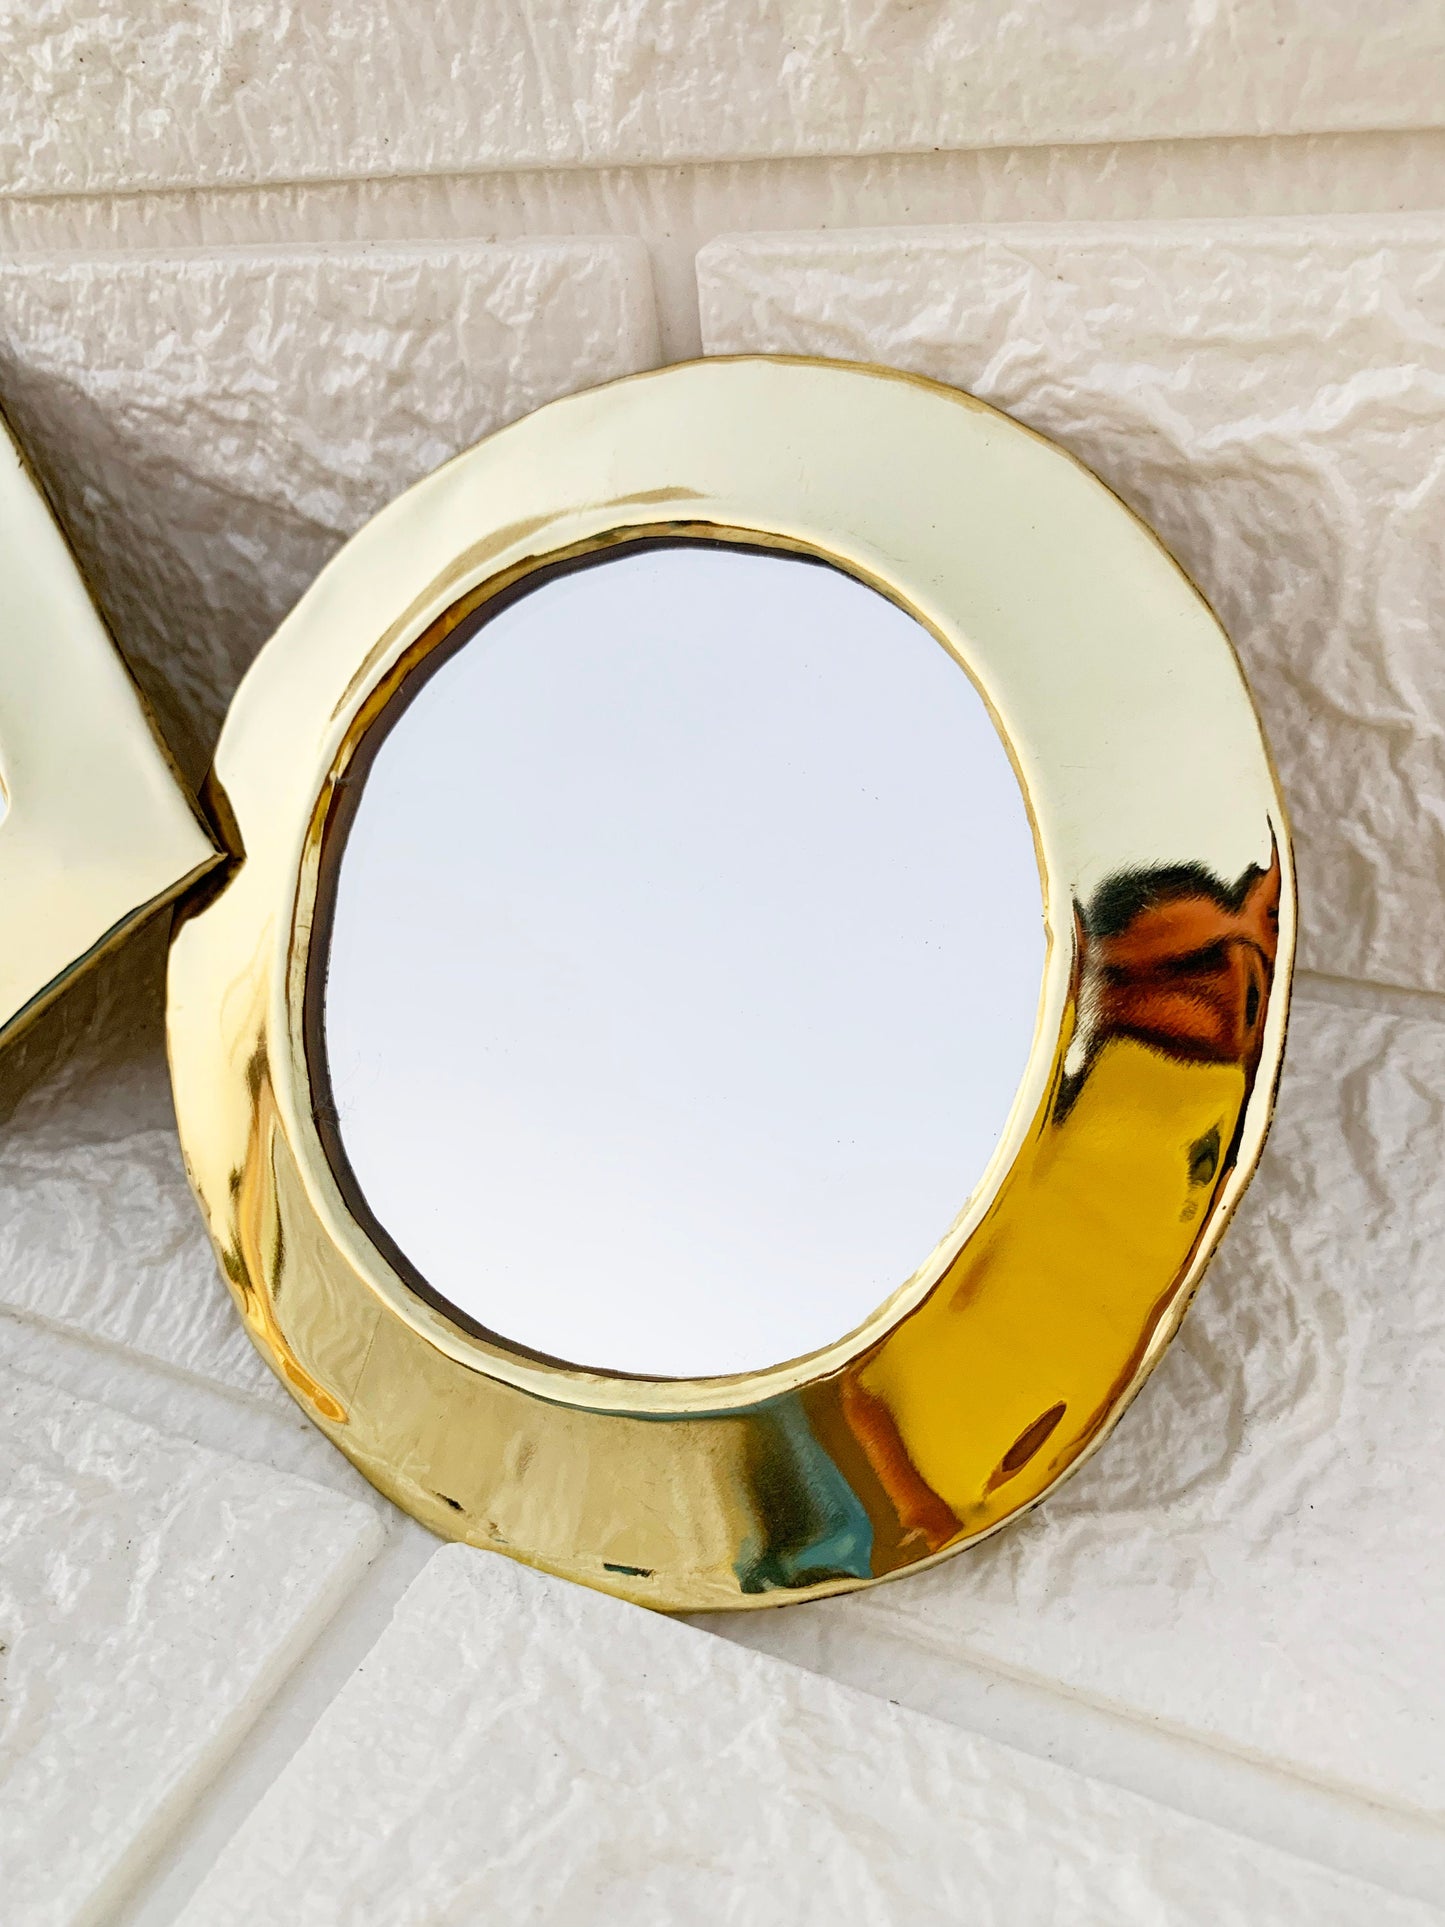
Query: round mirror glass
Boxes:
[{"xmin": 318, "ymin": 544, "xmax": 1045, "ymax": 1379}]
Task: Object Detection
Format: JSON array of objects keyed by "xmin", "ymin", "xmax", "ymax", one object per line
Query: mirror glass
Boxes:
[{"xmin": 320, "ymin": 545, "xmax": 1045, "ymax": 1378}]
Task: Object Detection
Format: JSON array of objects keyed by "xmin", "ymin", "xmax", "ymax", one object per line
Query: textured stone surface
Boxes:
[
  {"xmin": 698, "ymin": 217, "xmax": 1445, "ymax": 995},
  {"xmin": 0, "ymin": 1364, "xmax": 383, "ymax": 1926},
  {"xmin": 176, "ymin": 1544, "xmax": 1433, "ymax": 1927},
  {"xmin": 706, "ymin": 995, "xmax": 1445, "ymax": 1822},
  {"xmin": 0, "ymin": 1044, "xmax": 275, "ymax": 1398},
  {"xmin": 0, "ymin": 240, "xmax": 658, "ymax": 778},
  {"xmin": 2, "ymin": 5, "xmax": 1444, "ymax": 197}
]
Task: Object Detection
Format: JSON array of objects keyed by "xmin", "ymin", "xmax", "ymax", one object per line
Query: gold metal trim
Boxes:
[
  {"xmin": 0, "ymin": 408, "xmax": 220, "ymax": 1048},
  {"xmin": 167, "ymin": 358, "xmax": 1294, "ymax": 1610}
]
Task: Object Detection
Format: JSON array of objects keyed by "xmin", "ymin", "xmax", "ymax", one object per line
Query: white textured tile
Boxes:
[
  {"xmin": 8, "ymin": 136, "xmax": 1445, "ymax": 374},
  {"xmin": 699, "ymin": 218, "xmax": 1445, "ymax": 994},
  {"xmin": 176, "ymin": 1545, "xmax": 1433, "ymax": 1927},
  {"xmin": 0, "ymin": 240, "xmax": 659, "ymax": 776},
  {"xmin": 0, "ymin": 1365, "xmax": 382, "ymax": 1927},
  {"xmin": 704, "ymin": 996, "xmax": 1445, "ymax": 1822},
  {"xmin": 2, "ymin": 4, "xmax": 1444, "ymax": 197},
  {"xmin": 0, "ymin": 1047, "xmax": 276, "ymax": 1398}
]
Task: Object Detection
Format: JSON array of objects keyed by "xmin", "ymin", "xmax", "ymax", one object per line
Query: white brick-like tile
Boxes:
[
  {"xmin": 705, "ymin": 997, "xmax": 1445, "ymax": 1821},
  {"xmin": 175, "ymin": 1544, "xmax": 1433, "ymax": 1927},
  {"xmin": 698, "ymin": 218, "xmax": 1445, "ymax": 995},
  {"xmin": 2, "ymin": 5, "xmax": 1444, "ymax": 197},
  {"xmin": 0, "ymin": 1364, "xmax": 382, "ymax": 1927},
  {"xmin": 0, "ymin": 240, "xmax": 659, "ymax": 776},
  {"xmin": 0, "ymin": 1050, "xmax": 275, "ymax": 1398}
]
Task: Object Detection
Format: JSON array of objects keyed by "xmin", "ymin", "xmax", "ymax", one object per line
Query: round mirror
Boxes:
[
  {"xmin": 318, "ymin": 544, "xmax": 1044, "ymax": 1378},
  {"xmin": 169, "ymin": 356, "xmax": 1292, "ymax": 1609}
]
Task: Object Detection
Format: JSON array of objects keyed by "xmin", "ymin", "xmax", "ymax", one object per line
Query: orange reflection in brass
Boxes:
[
  {"xmin": 166, "ymin": 357, "xmax": 1294, "ymax": 1611},
  {"xmin": 729, "ymin": 849, "xmax": 1284, "ymax": 1593}
]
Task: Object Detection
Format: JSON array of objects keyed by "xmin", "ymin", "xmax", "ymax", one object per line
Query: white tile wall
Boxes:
[
  {"xmin": 697, "ymin": 217, "xmax": 1445, "ymax": 996},
  {"xmin": 10, "ymin": 137, "xmax": 1445, "ymax": 375},
  {"xmin": 0, "ymin": 1365, "xmax": 382, "ymax": 1927},
  {"xmin": 0, "ymin": 11, "xmax": 1442, "ymax": 1922},
  {"xmin": 2, "ymin": 3, "xmax": 1443, "ymax": 196},
  {"xmin": 174, "ymin": 1546, "xmax": 1439, "ymax": 1927},
  {"xmin": 0, "ymin": 239, "xmax": 659, "ymax": 776}
]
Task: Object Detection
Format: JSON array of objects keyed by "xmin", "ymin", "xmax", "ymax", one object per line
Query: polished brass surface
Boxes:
[
  {"xmin": 167, "ymin": 357, "xmax": 1294, "ymax": 1610},
  {"xmin": 0, "ymin": 409, "xmax": 221, "ymax": 1047}
]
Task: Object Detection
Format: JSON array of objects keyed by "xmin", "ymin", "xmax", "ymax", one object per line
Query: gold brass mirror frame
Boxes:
[
  {"xmin": 167, "ymin": 357, "xmax": 1294, "ymax": 1611},
  {"xmin": 0, "ymin": 409, "xmax": 219, "ymax": 1046}
]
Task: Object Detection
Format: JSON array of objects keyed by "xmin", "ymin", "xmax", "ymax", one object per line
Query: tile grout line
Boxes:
[
  {"xmin": 4, "ymin": 129, "xmax": 1445, "ymax": 363},
  {"xmin": 1294, "ymin": 967, "xmax": 1445, "ymax": 1023},
  {"xmin": 106, "ymin": 1518, "xmax": 440, "ymax": 1927},
  {"xmin": 855, "ymin": 1596, "xmax": 1445, "ymax": 1842},
  {"xmin": 3, "ymin": 123, "xmax": 1444, "ymax": 223},
  {"xmin": 0, "ymin": 1303, "xmax": 373, "ymax": 1495},
  {"xmin": 706, "ymin": 1607, "xmax": 1445, "ymax": 1910}
]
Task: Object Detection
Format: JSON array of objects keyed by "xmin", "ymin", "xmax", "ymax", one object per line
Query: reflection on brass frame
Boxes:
[
  {"xmin": 167, "ymin": 358, "xmax": 1294, "ymax": 1611},
  {"xmin": 0, "ymin": 408, "xmax": 220, "ymax": 1045}
]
